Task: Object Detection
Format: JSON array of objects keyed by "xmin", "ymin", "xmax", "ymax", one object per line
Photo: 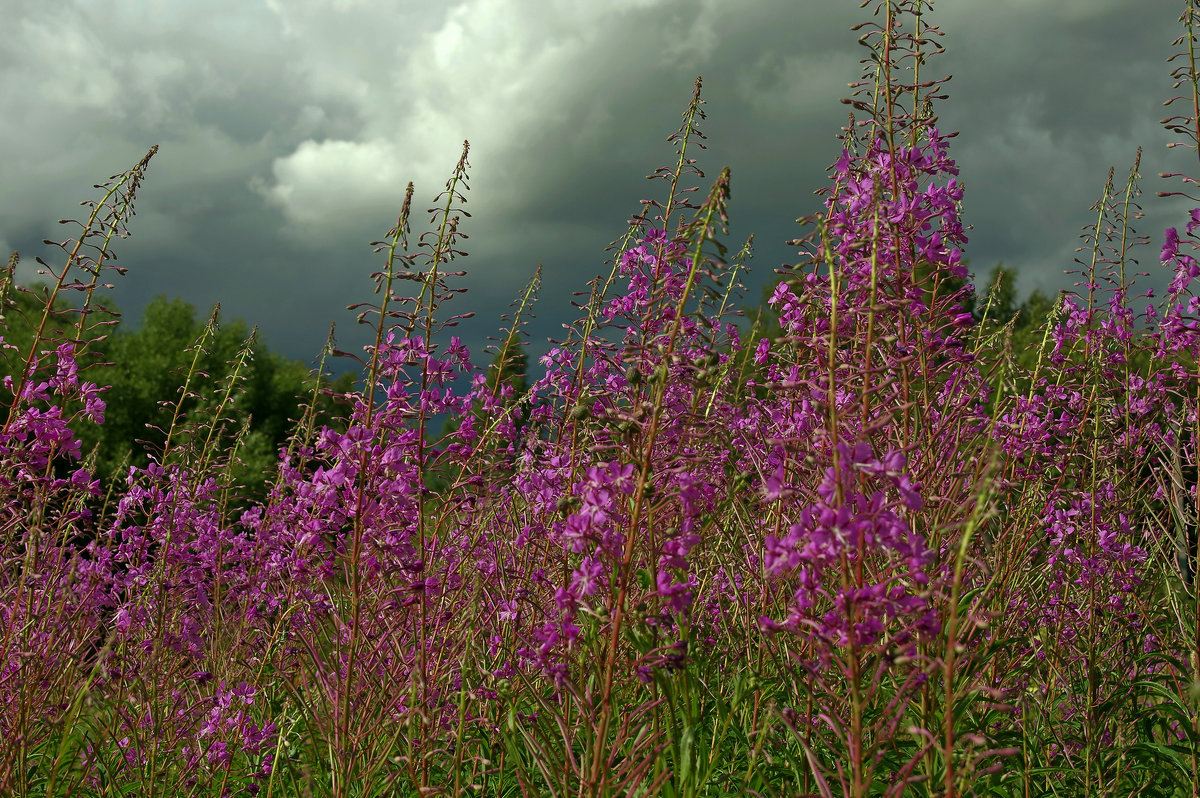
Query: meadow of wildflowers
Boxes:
[{"xmin": 5, "ymin": 1, "xmax": 1200, "ymax": 795}]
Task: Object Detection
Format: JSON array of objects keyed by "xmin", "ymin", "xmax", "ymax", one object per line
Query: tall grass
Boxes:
[{"xmin": 4, "ymin": 1, "xmax": 1200, "ymax": 795}]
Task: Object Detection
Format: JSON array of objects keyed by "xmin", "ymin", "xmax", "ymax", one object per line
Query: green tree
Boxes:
[{"xmin": 70, "ymin": 296, "xmax": 334, "ymax": 500}]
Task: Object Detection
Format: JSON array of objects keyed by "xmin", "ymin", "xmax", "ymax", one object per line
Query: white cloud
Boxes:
[
  {"xmin": 254, "ymin": 137, "xmax": 414, "ymax": 229},
  {"xmin": 255, "ymin": 0, "xmax": 701, "ymax": 241},
  {"xmin": 0, "ymin": 0, "xmax": 1180, "ymax": 358},
  {"xmin": 7, "ymin": 10, "xmax": 120, "ymax": 111}
]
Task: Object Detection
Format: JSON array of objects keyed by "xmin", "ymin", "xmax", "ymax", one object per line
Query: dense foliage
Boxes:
[
  {"xmin": 0, "ymin": 290, "xmax": 355, "ymax": 500},
  {"xmin": 4, "ymin": 2, "xmax": 1200, "ymax": 796}
]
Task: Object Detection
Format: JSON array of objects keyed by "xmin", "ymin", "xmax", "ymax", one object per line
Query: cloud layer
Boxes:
[{"xmin": 0, "ymin": 0, "xmax": 1186, "ymax": 365}]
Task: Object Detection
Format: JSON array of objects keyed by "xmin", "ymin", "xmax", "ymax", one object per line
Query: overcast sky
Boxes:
[{"xmin": 0, "ymin": 0, "xmax": 1188, "ymax": 370}]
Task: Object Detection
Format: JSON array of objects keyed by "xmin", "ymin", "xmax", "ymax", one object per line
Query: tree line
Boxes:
[
  {"xmin": 2, "ymin": 261, "xmax": 1176, "ymax": 503},
  {"xmin": 0, "ymin": 286, "xmax": 355, "ymax": 500}
]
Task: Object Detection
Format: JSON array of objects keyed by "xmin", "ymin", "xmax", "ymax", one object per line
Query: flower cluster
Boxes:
[{"xmin": 7, "ymin": 3, "xmax": 1200, "ymax": 794}]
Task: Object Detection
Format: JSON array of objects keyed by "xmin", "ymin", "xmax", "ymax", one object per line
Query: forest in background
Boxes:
[{"xmin": 0, "ymin": 262, "xmax": 1108, "ymax": 505}]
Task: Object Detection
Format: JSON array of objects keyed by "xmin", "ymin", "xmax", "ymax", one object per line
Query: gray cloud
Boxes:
[{"xmin": 0, "ymin": 0, "xmax": 1189, "ymax": 368}]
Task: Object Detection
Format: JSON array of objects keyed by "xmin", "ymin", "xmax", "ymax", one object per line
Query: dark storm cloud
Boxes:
[
  {"xmin": 0, "ymin": 0, "xmax": 1189, "ymax": 368},
  {"xmin": 932, "ymin": 0, "xmax": 1184, "ymax": 299}
]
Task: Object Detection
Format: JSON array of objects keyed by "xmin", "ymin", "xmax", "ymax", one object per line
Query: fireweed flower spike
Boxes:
[{"xmin": 10, "ymin": 2, "xmax": 1200, "ymax": 796}]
